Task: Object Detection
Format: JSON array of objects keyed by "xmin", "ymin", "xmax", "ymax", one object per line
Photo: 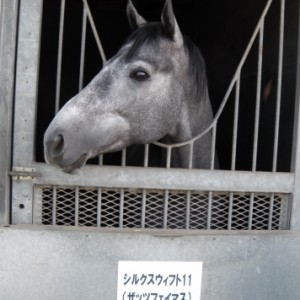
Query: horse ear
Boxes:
[
  {"xmin": 127, "ymin": 0, "xmax": 147, "ymax": 31},
  {"xmin": 161, "ymin": 0, "xmax": 183, "ymax": 47}
]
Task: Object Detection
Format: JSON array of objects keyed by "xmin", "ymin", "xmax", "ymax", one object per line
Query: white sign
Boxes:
[{"xmin": 117, "ymin": 261, "xmax": 203, "ymax": 300}]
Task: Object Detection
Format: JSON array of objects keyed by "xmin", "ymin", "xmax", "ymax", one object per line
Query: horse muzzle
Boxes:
[{"xmin": 44, "ymin": 111, "xmax": 132, "ymax": 173}]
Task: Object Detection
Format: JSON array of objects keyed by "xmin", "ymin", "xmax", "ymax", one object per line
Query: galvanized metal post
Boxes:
[
  {"xmin": 0, "ymin": 0, "xmax": 19, "ymax": 225},
  {"xmin": 11, "ymin": 0, "xmax": 43, "ymax": 224},
  {"xmin": 291, "ymin": 2, "xmax": 300, "ymax": 230}
]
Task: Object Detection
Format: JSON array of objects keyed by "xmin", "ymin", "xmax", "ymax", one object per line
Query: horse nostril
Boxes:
[{"xmin": 49, "ymin": 134, "xmax": 65, "ymax": 158}]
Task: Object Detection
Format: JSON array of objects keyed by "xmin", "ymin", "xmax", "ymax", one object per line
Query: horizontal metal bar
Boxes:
[
  {"xmin": 9, "ymin": 171, "xmax": 42, "ymax": 178},
  {"xmin": 33, "ymin": 163, "xmax": 294, "ymax": 193}
]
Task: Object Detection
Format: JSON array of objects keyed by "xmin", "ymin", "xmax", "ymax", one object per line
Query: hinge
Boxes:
[{"xmin": 9, "ymin": 167, "xmax": 42, "ymax": 181}]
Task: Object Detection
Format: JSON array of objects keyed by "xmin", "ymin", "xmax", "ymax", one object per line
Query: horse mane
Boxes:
[{"xmin": 125, "ymin": 23, "xmax": 209, "ymax": 101}]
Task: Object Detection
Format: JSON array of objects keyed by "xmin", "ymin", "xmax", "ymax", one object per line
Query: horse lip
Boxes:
[{"xmin": 62, "ymin": 153, "xmax": 89, "ymax": 174}]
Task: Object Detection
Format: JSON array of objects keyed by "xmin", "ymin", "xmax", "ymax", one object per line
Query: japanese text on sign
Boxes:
[{"xmin": 117, "ymin": 261, "xmax": 202, "ymax": 300}]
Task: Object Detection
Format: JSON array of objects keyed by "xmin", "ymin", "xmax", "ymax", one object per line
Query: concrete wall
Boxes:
[{"xmin": 1, "ymin": 226, "xmax": 300, "ymax": 300}]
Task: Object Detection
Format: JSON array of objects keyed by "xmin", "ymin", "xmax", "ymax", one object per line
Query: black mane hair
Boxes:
[{"xmin": 125, "ymin": 23, "xmax": 208, "ymax": 101}]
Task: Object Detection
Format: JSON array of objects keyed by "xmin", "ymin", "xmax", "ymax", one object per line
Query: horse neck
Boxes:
[{"xmin": 163, "ymin": 87, "xmax": 214, "ymax": 169}]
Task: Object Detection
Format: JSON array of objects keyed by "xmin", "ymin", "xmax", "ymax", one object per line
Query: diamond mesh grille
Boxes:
[{"xmin": 39, "ymin": 186, "xmax": 290, "ymax": 230}]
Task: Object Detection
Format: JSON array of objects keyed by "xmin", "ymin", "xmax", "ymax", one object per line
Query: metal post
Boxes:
[
  {"xmin": 11, "ymin": 0, "xmax": 43, "ymax": 224},
  {"xmin": 0, "ymin": 0, "xmax": 19, "ymax": 225},
  {"xmin": 290, "ymin": 1, "xmax": 300, "ymax": 230}
]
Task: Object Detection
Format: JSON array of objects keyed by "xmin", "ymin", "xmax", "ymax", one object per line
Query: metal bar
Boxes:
[
  {"xmin": 290, "ymin": 0, "xmax": 300, "ymax": 230},
  {"xmin": 52, "ymin": 186, "xmax": 57, "ymax": 225},
  {"xmin": 11, "ymin": 0, "xmax": 43, "ymax": 224},
  {"xmin": 248, "ymin": 193, "xmax": 254, "ymax": 230},
  {"xmin": 82, "ymin": 0, "xmax": 106, "ymax": 63},
  {"xmin": 144, "ymin": 144, "xmax": 149, "ymax": 167},
  {"xmin": 121, "ymin": 149, "xmax": 126, "ymax": 167},
  {"xmin": 231, "ymin": 75, "xmax": 241, "ymax": 170},
  {"xmin": 119, "ymin": 188, "xmax": 124, "ymax": 228},
  {"xmin": 185, "ymin": 191, "xmax": 191, "ymax": 229},
  {"xmin": 79, "ymin": 5, "xmax": 87, "ymax": 91},
  {"xmin": 188, "ymin": 142, "xmax": 194, "ymax": 169},
  {"xmin": 228, "ymin": 192, "xmax": 234, "ymax": 230},
  {"xmin": 55, "ymin": 0, "xmax": 66, "ymax": 114},
  {"xmin": 207, "ymin": 192, "xmax": 212, "ymax": 229},
  {"xmin": 0, "ymin": 0, "xmax": 19, "ymax": 225},
  {"xmin": 75, "ymin": 186, "xmax": 79, "ymax": 226},
  {"xmin": 268, "ymin": 193, "xmax": 275, "ymax": 230},
  {"xmin": 99, "ymin": 155, "xmax": 103, "ymax": 166},
  {"xmin": 163, "ymin": 190, "xmax": 169, "ymax": 229},
  {"xmin": 272, "ymin": 0, "xmax": 285, "ymax": 172},
  {"xmin": 141, "ymin": 189, "xmax": 146, "ymax": 228},
  {"xmin": 166, "ymin": 146, "xmax": 172, "ymax": 168},
  {"xmin": 252, "ymin": 24, "xmax": 264, "ymax": 171},
  {"xmin": 210, "ymin": 125, "xmax": 217, "ymax": 170},
  {"xmin": 35, "ymin": 163, "xmax": 294, "ymax": 194},
  {"xmin": 97, "ymin": 187, "xmax": 102, "ymax": 227}
]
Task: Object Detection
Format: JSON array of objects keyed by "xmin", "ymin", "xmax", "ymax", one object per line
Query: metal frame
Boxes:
[
  {"xmin": 11, "ymin": 0, "xmax": 43, "ymax": 224},
  {"xmin": 290, "ymin": 0, "xmax": 300, "ymax": 230},
  {"xmin": 7, "ymin": 0, "xmax": 300, "ymax": 229},
  {"xmin": 0, "ymin": 0, "xmax": 19, "ymax": 225}
]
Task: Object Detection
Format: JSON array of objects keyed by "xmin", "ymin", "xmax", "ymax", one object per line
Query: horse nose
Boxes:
[{"xmin": 46, "ymin": 133, "xmax": 66, "ymax": 159}]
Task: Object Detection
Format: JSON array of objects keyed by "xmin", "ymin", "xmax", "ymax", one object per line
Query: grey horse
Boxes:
[{"xmin": 44, "ymin": 0, "xmax": 214, "ymax": 173}]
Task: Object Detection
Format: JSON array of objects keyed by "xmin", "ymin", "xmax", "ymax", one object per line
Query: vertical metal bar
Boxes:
[
  {"xmin": 268, "ymin": 193, "xmax": 275, "ymax": 230},
  {"xmin": 55, "ymin": 0, "xmax": 66, "ymax": 114},
  {"xmin": 228, "ymin": 192, "xmax": 234, "ymax": 230},
  {"xmin": 121, "ymin": 149, "xmax": 126, "ymax": 167},
  {"xmin": 79, "ymin": 5, "xmax": 87, "ymax": 91},
  {"xmin": 207, "ymin": 192, "xmax": 212, "ymax": 229},
  {"xmin": 141, "ymin": 189, "xmax": 147, "ymax": 228},
  {"xmin": 0, "ymin": 0, "xmax": 19, "ymax": 225},
  {"xmin": 188, "ymin": 142, "xmax": 194, "ymax": 169},
  {"xmin": 290, "ymin": 0, "xmax": 300, "ymax": 230},
  {"xmin": 119, "ymin": 188, "xmax": 124, "ymax": 228},
  {"xmin": 82, "ymin": 0, "xmax": 106, "ymax": 63},
  {"xmin": 272, "ymin": 0, "xmax": 285, "ymax": 172},
  {"xmin": 252, "ymin": 24, "xmax": 264, "ymax": 171},
  {"xmin": 98, "ymin": 155, "xmax": 103, "ymax": 166},
  {"xmin": 210, "ymin": 125, "xmax": 217, "ymax": 170},
  {"xmin": 144, "ymin": 144, "xmax": 149, "ymax": 167},
  {"xmin": 52, "ymin": 186, "xmax": 57, "ymax": 225},
  {"xmin": 75, "ymin": 186, "xmax": 79, "ymax": 226},
  {"xmin": 166, "ymin": 146, "xmax": 172, "ymax": 168},
  {"xmin": 231, "ymin": 75, "xmax": 241, "ymax": 170},
  {"xmin": 11, "ymin": 0, "xmax": 43, "ymax": 224},
  {"xmin": 185, "ymin": 191, "xmax": 191, "ymax": 229},
  {"xmin": 97, "ymin": 187, "xmax": 102, "ymax": 227},
  {"xmin": 248, "ymin": 193, "xmax": 254, "ymax": 230},
  {"xmin": 163, "ymin": 190, "xmax": 169, "ymax": 229}
]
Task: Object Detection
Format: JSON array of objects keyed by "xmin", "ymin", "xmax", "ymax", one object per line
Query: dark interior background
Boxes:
[{"xmin": 36, "ymin": 0, "xmax": 299, "ymax": 171}]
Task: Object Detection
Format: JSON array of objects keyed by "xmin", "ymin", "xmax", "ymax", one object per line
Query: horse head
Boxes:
[{"xmin": 44, "ymin": 0, "xmax": 212, "ymax": 173}]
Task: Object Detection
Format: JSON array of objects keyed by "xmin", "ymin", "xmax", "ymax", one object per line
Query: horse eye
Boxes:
[{"xmin": 130, "ymin": 70, "xmax": 149, "ymax": 81}]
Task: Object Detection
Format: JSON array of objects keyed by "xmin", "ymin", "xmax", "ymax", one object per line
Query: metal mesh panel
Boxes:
[
  {"xmin": 144, "ymin": 192, "xmax": 165, "ymax": 229},
  {"xmin": 38, "ymin": 186, "xmax": 290, "ymax": 230}
]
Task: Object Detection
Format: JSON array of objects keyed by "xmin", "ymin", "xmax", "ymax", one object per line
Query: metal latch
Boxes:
[{"xmin": 9, "ymin": 167, "xmax": 42, "ymax": 181}]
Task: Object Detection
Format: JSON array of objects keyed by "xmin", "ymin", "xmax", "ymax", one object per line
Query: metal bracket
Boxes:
[{"xmin": 9, "ymin": 167, "xmax": 42, "ymax": 181}]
